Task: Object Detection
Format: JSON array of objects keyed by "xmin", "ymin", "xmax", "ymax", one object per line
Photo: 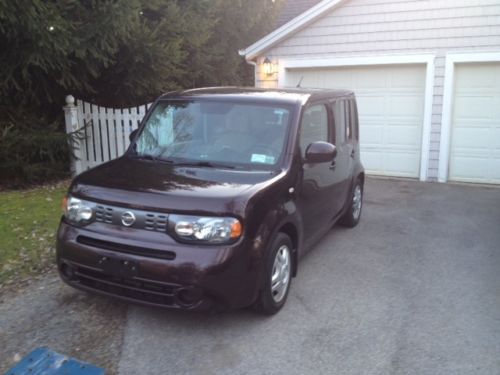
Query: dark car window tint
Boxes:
[
  {"xmin": 299, "ymin": 105, "xmax": 328, "ymax": 157},
  {"xmin": 350, "ymin": 99, "xmax": 359, "ymax": 140},
  {"xmin": 345, "ymin": 100, "xmax": 352, "ymax": 140},
  {"xmin": 333, "ymin": 100, "xmax": 346, "ymax": 145}
]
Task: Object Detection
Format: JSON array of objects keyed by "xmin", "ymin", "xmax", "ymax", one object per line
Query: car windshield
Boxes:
[{"xmin": 132, "ymin": 100, "xmax": 292, "ymax": 169}]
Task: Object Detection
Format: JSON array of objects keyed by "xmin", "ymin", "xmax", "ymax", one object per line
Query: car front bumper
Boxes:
[{"xmin": 56, "ymin": 220, "xmax": 264, "ymax": 311}]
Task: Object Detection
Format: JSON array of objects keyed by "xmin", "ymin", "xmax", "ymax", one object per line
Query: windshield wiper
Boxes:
[
  {"xmin": 129, "ymin": 153, "xmax": 235, "ymax": 169},
  {"xmin": 129, "ymin": 153, "xmax": 157, "ymax": 161},
  {"xmin": 129, "ymin": 153, "xmax": 174, "ymax": 163},
  {"xmin": 172, "ymin": 160, "xmax": 236, "ymax": 169}
]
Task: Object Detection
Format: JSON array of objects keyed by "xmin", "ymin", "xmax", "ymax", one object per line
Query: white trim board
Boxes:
[
  {"xmin": 239, "ymin": 0, "xmax": 347, "ymax": 61},
  {"xmin": 278, "ymin": 55, "xmax": 435, "ymax": 182},
  {"xmin": 438, "ymin": 52, "xmax": 500, "ymax": 183}
]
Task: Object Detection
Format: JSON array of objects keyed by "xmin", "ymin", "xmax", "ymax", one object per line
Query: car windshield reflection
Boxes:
[{"xmin": 132, "ymin": 100, "xmax": 292, "ymax": 170}]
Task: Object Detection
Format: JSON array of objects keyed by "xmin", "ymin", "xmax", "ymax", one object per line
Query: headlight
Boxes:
[
  {"xmin": 170, "ymin": 215, "xmax": 242, "ymax": 244},
  {"xmin": 63, "ymin": 195, "xmax": 94, "ymax": 224}
]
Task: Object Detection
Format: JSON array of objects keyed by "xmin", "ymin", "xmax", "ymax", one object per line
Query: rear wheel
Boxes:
[
  {"xmin": 340, "ymin": 178, "xmax": 363, "ymax": 228},
  {"xmin": 253, "ymin": 233, "xmax": 293, "ymax": 315}
]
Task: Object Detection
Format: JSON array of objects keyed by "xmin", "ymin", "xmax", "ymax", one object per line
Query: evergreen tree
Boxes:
[
  {"xmin": 0, "ymin": 0, "xmax": 282, "ymax": 185},
  {"xmin": 0, "ymin": 0, "xmax": 141, "ymax": 116},
  {"xmin": 197, "ymin": 0, "xmax": 283, "ymax": 87}
]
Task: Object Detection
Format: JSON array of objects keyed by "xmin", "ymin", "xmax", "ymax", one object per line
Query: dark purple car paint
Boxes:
[{"xmin": 56, "ymin": 87, "xmax": 364, "ymax": 312}]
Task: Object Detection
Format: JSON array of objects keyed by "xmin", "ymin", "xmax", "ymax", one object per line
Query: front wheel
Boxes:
[
  {"xmin": 340, "ymin": 178, "xmax": 363, "ymax": 228},
  {"xmin": 252, "ymin": 233, "xmax": 293, "ymax": 315}
]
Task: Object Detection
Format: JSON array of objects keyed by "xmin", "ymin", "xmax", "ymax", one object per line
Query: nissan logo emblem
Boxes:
[{"xmin": 121, "ymin": 211, "xmax": 136, "ymax": 227}]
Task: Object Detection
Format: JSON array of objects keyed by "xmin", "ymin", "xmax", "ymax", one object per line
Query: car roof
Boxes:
[{"xmin": 158, "ymin": 86, "xmax": 354, "ymax": 106}]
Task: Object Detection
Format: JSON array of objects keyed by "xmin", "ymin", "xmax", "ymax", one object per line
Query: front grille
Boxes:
[
  {"xmin": 92, "ymin": 202, "xmax": 168, "ymax": 232},
  {"xmin": 72, "ymin": 265, "xmax": 181, "ymax": 307},
  {"xmin": 145, "ymin": 213, "xmax": 167, "ymax": 231},
  {"xmin": 95, "ymin": 205, "xmax": 114, "ymax": 223},
  {"xmin": 77, "ymin": 235, "xmax": 176, "ymax": 260}
]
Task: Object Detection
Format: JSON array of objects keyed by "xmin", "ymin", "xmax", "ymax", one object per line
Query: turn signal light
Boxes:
[{"xmin": 231, "ymin": 221, "xmax": 242, "ymax": 239}]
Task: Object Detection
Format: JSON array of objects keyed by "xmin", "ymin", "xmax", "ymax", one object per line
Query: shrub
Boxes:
[{"xmin": 0, "ymin": 113, "xmax": 70, "ymax": 188}]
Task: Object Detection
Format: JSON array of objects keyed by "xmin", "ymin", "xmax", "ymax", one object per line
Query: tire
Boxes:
[
  {"xmin": 253, "ymin": 233, "xmax": 293, "ymax": 315},
  {"xmin": 340, "ymin": 177, "xmax": 363, "ymax": 228}
]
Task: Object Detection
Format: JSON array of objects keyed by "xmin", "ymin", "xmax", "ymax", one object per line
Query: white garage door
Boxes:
[
  {"xmin": 449, "ymin": 63, "xmax": 500, "ymax": 184},
  {"xmin": 285, "ymin": 65, "xmax": 426, "ymax": 178}
]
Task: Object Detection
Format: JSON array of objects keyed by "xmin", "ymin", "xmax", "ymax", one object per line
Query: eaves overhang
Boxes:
[{"xmin": 239, "ymin": 0, "xmax": 348, "ymax": 61}]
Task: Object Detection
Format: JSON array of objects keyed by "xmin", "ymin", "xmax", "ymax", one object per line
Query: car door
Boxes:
[
  {"xmin": 330, "ymin": 98, "xmax": 355, "ymax": 214},
  {"xmin": 297, "ymin": 103, "xmax": 338, "ymax": 242}
]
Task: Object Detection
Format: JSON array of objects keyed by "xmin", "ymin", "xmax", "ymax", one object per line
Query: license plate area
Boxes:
[{"xmin": 98, "ymin": 256, "xmax": 138, "ymax": 278}]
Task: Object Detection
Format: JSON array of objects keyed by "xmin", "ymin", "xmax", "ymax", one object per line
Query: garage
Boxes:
[
  {"xmin": 284, "ymin": 64, "xmax": 426, "ymax": 178},
  {"xmin": 448, "ymin": 63, "xmax": 500, "ymax": 184}
]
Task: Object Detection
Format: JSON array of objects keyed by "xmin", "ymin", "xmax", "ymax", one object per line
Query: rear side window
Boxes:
[
  {"xmin": 299, "ymin": 104, "xmax": 329, "ymax": 157},
  {"xmin": 349, "ymin": 99, "xmax": 359, "ymax": 140},
  {"xmin": 345, "ymin": 100, "xmax": 352, "ymax": 140},
  {"xmin": 333, "ymin": 99, "xmax": 356, "ymax": 144},
  {"xmin": 333, "ymin": 100, "xmax": 346, "ymax": 145}
]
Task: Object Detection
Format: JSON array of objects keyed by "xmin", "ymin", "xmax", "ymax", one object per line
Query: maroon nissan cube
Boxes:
[{"xmin": 57, "ymin": 87, "xmax": 364, "ymax": 315}]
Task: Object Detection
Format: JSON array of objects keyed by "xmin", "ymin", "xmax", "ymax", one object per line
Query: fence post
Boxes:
[{"xmin": 63, "ymin": 95, "xmax": 83, "ymax": 175}]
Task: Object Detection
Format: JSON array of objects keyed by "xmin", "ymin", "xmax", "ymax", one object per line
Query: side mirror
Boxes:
[
  {"xmin": 305, "ymin": 141, "xmax": 337, "ymax": 163},
  {"xmin": 129, "ymin": 129, "xmax": 139, "ymax": 142}
]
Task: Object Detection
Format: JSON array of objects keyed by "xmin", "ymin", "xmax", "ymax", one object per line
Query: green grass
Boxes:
[{"xmin": 0, "ymin": 183, "xmax": 68, "ymax": 284}]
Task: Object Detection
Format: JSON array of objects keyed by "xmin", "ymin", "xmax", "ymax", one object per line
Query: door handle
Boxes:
[
  {"xmin": 329, "ymin": 161, "xmax": 336, "ymax": 170},
  {"xmin": 350, "ymin": 149, "xmax": 355, "ymax": 158}
]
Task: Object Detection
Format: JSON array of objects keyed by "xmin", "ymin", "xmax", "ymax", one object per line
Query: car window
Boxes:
[
  {"xmin": 134, "ymin": 100, "xmax": 292, "ymax": 169},
  {"xmin": 299, "ymin": 104, "xmax": 328, "ymax": 158},
  {"xmin": 350, "ymin": 99, "xmax": 359, "ymax": 140},
  {"xmin": 345, "ymin": 100, "xmax": 352, "ymax": 140},
  {"xmin": 333, "ymin": 100, "xmax": 346, "ymax": 145}
]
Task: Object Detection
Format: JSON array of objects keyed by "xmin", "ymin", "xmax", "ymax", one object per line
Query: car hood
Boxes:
[{"xmin": 70, "ymin": 157, "xmax": 284, "ymax": 216}]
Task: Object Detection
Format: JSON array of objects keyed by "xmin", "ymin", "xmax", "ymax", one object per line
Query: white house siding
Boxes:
[{"xmin": 254, "ymin": 0, "xmax": 500, "ymax": 180}]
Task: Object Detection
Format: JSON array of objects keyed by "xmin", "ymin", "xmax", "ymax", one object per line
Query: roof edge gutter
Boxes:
[{"xmin": 239, "ymin": 49, "xmax": 257, "ymax": 69}]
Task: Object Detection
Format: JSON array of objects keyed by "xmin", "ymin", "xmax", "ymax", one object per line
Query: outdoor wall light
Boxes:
[{"xmin": 263, "ymin": 57, "xmax": 275, "ymax": 76}]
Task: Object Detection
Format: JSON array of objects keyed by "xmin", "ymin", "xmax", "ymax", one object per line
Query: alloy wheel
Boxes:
[
  {"xmin": 352, "ymin": 184, "xmax": 362, "ymax": 221},
  {"xmin": 271, "ymin": 245, "xmax": 291, "ymax": 303}
]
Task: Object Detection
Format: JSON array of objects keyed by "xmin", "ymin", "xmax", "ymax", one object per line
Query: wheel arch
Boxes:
[
  {"xmin": 277, "ymin": 222, "xmax": 299, "ymax": 277},
  {"xmin": 358, "ymin": 171, "xmax": 365, "ymax": 185}
]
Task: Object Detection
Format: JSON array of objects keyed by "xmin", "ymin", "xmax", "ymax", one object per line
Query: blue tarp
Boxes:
[{"xmin": 5, "ymin": 347, "xmax": 105, "ymax": 375}]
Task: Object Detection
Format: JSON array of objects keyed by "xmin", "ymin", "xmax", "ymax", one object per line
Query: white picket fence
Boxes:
[{"xmin": 63, "ymin": 95, "xmax": 152, "ymax": 175}]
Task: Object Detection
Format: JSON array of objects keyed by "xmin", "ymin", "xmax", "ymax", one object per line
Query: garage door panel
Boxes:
[
  {"xmin": 452, "ymin": 126, "xmax": 490, "ymax": 149},
  {"xmin": 361, "ymin": 125, "xmax": 384, "ymax": 146},
  {"xmin": 384, "ymin": 152, "xmax": 421, "ymax": 177},
  {"xmin": 353, "ymin": 69, "xmax": 387, "ymax": 88},
  {"xmin": 361, "ymin": 148, "xmax": 420, "ymax": 177},
  {"xmin": 449, "ymin": 63, "xmax": 500, "ymax": 184},
  {"xmin": 387, "ymin": 124, "xmax": 421, "ymax": 147},
  {"xmin": 390, "ymin": 65, "xmax": 426, "ymax": 87},
  {"xmin": 389, "ymin": 96, "xmax": 424, "ymax": 117},
  {"xmin": 449, "ymin": 155, "xmax": 500, "ymax": 182},
  {"xmin": 491, "ymin": 159, "xmax": 500, "ymax": 180},
  {"xmin": 310, "ymin": 68, "xmax": 353, "ymax": 88},
  {"xmin": 492, "ymin": 128, "xmax": 500, "ymax": 148},
  {"xmin": 356, "ymin": 95, "xmax": 385, "ymax": 115},
  {"xmin": 285, "ymin": 64, "xmax": 425, "ymax": 178},
  {"xmin": 360, "ymin": 150, "xmax": 383, "ymax": 173},
  {"xmin": 455, "ymin": 64, "xmax": 499, "ymax": 87},
  {"xmin": 454, "ymin": 96, "xmax": 495, "ymax": 119},
  {"xmin": 492, "ymin": 97, "xmax": 500, "ymax": 118},
  {"xmin": 450, "ymin": 155, "xmax": 488, "ymax": 181}
]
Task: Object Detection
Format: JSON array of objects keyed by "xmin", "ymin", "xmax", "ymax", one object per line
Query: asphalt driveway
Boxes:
[
  {"xmin": 1, "ymin": 178, "xmax": 499, "ymax": 375},
  {"xmin": 118, "ymin": 178, "xmax": 500, "ymax": 375}
]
